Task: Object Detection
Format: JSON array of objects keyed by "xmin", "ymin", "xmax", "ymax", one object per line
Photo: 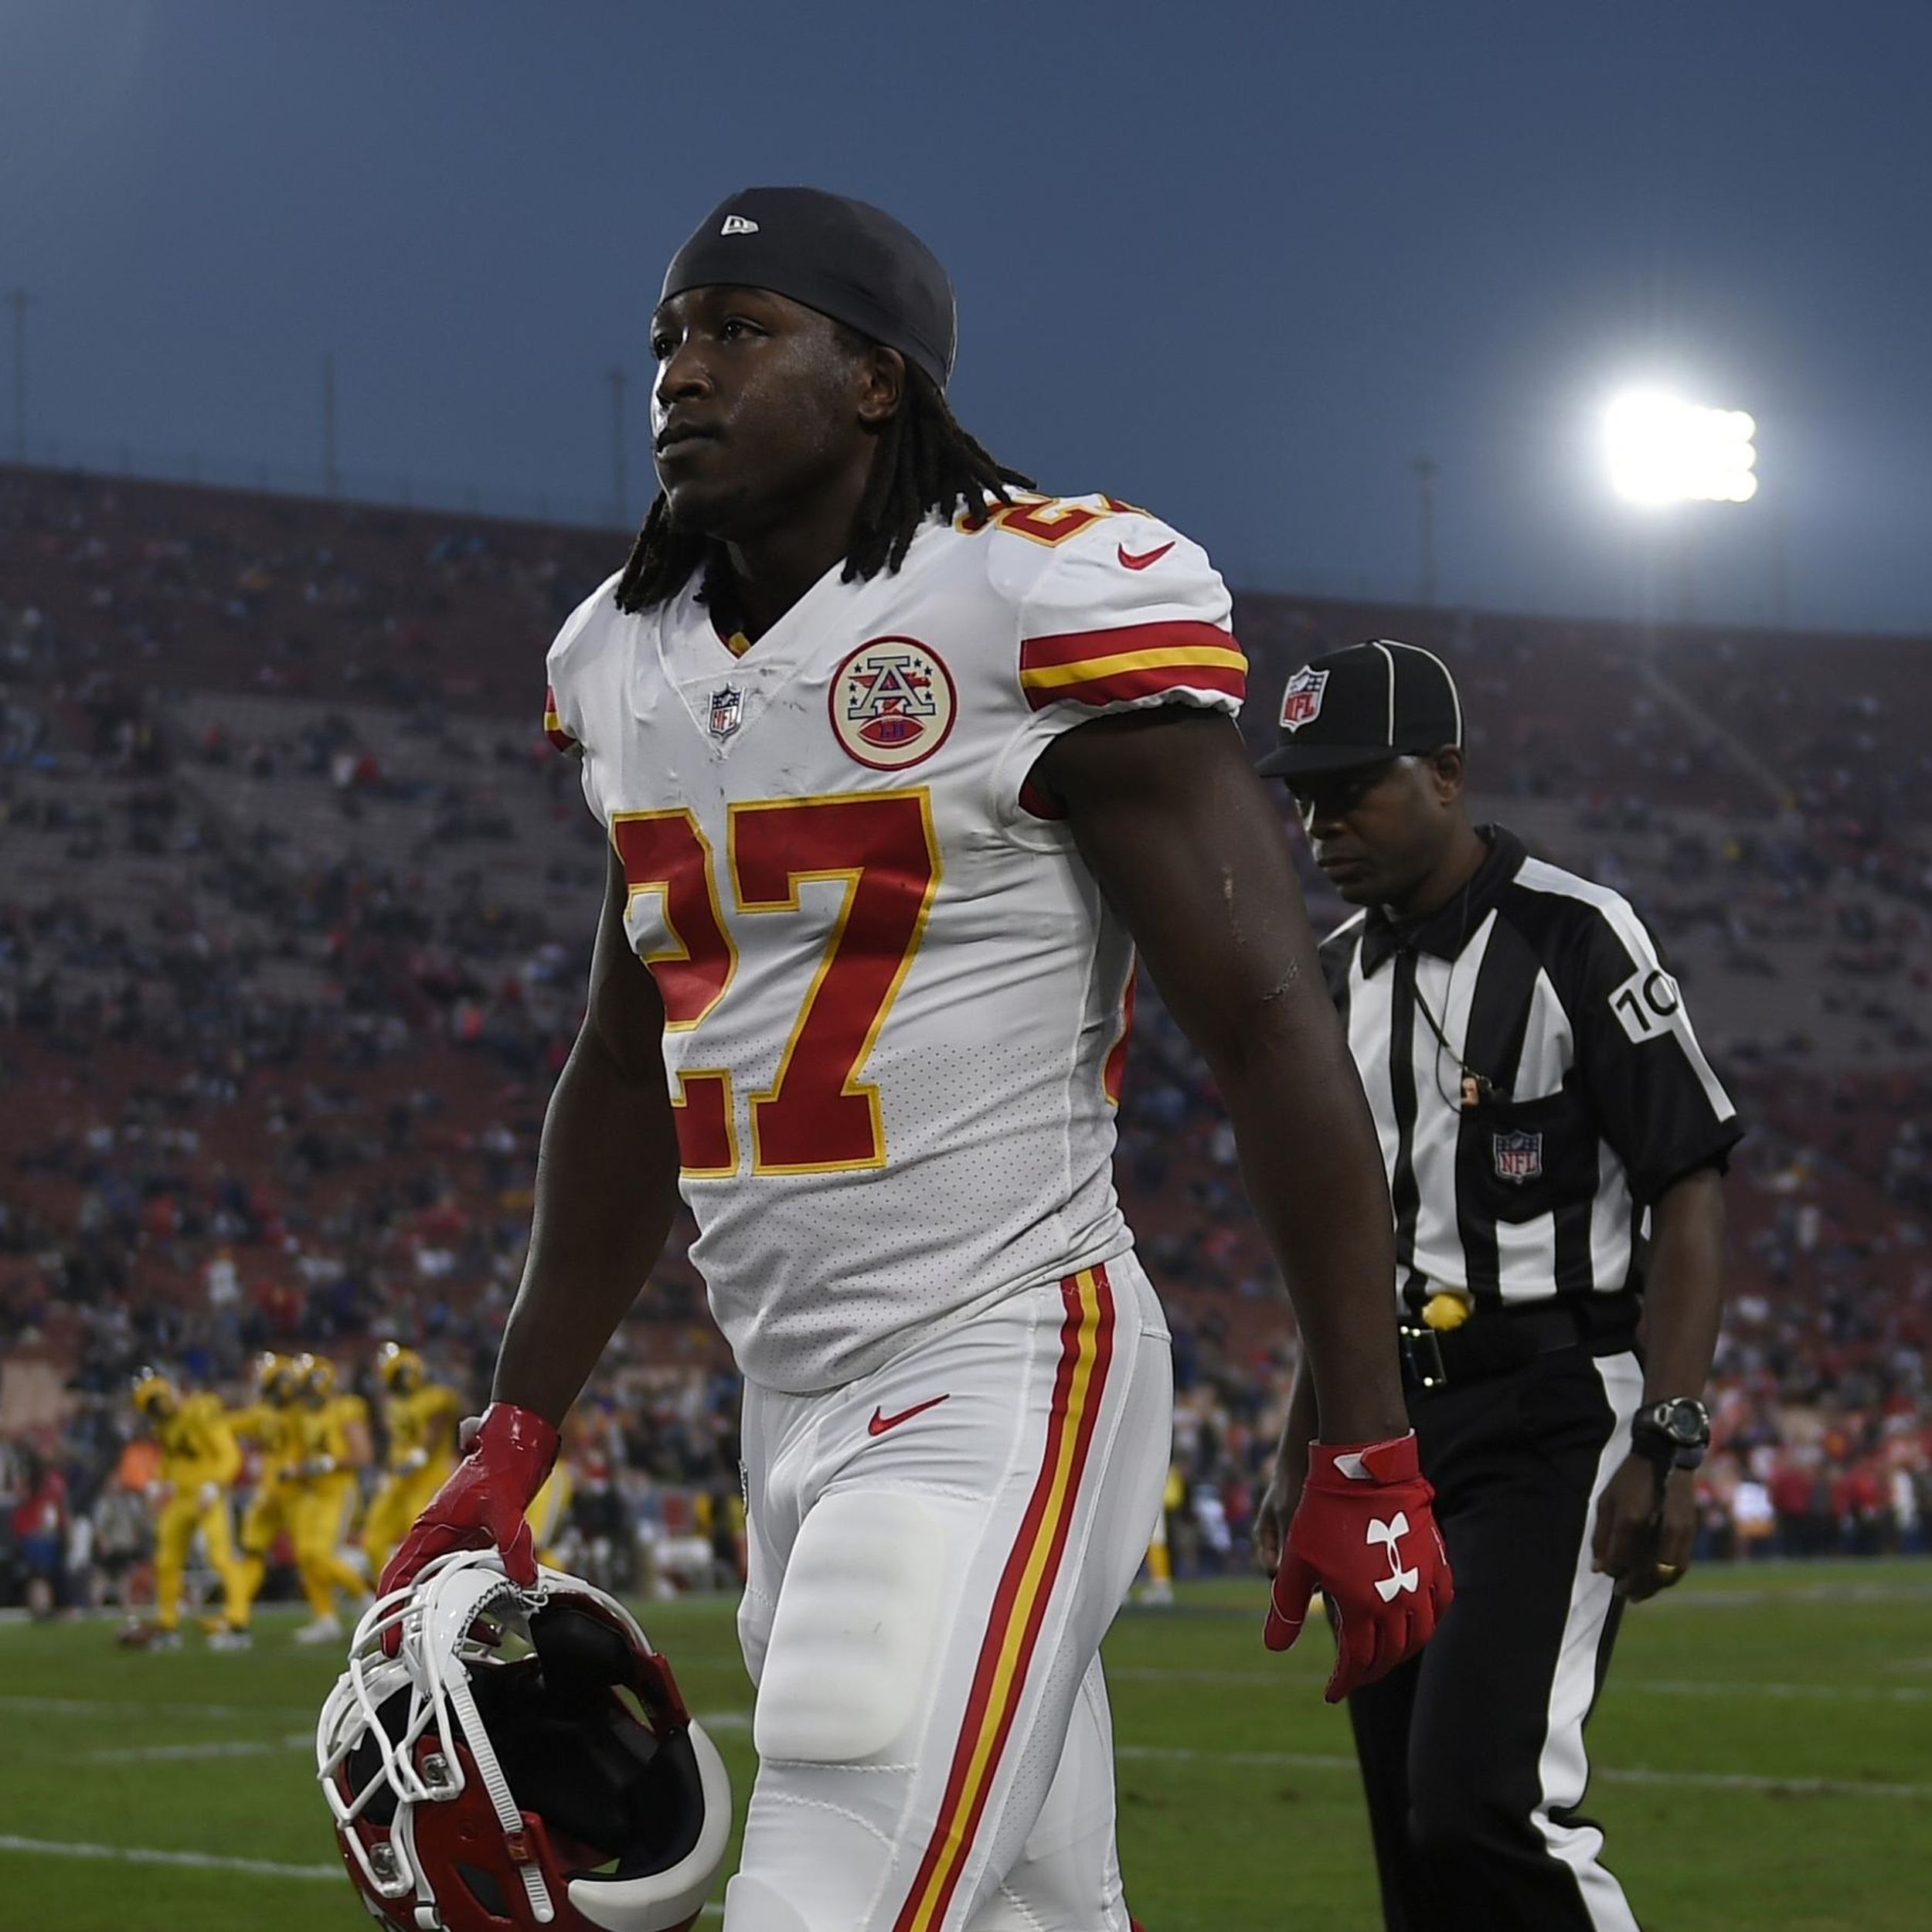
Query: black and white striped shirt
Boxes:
[{"xmin": 1320, "ymin": 826, "xmax": 1743, "ymax": 1310}]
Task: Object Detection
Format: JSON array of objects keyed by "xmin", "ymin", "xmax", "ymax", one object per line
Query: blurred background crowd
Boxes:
[{"xmin": 2, "ymin": 464, "xmax": 1927, "ymax": 1615}]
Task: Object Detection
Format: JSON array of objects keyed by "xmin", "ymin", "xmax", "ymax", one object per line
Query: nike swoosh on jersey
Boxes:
[
  {"xmin": 1117, "ymin": 541, "xmax": 1175, "ymax": 571},
  {"xmin": 867, "ymin": 1394, "xmax": 951, "ymax": 1437}
]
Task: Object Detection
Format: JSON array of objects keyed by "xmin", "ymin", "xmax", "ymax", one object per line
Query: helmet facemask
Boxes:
[{"xmin": 318, "ymin": 1552, "xmax": 730, "ymax": 1932}]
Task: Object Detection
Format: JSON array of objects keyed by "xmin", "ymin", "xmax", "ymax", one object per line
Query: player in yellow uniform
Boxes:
[
  {"xmin": 127, "ymin": 1370, "xmax": 250, "ymax": 1649},
  {"xmin": 231, "ymin": 1351, "xmax": 307, "ymax": 1629},
  {"xmin": 1134, "ymin": 1461, "xmax": 1185, "ymax": 1607},
  {"xmin": 360, "ymin": 1345, "xmax": 463, "ymax": 1579},
  {"xmin": 525, "ymin": 1457, "xmax": 575, "ymax": 1568},
  {"xmin": 289, "ymin": 1353, "xmax": 374, "ymax": 1643}
]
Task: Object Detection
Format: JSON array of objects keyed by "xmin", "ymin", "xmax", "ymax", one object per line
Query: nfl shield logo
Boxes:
[
  {"xmin": 707, "ymin": 685, "xmax": 744, "ymax": 744},
  {"xmin": 1280, "ymin": 666, "xmax": 1329, "ymax": 731},
  {"xmin": 1492, "ymin": 1131, "xmax": 1543, "ymax": 1184}
]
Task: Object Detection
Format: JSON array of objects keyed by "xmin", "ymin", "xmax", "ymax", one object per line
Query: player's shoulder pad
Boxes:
[
  {"xmin": 546, "ymin": 567, "xmax": 627, "ymax": 671},
  {"xmin": 544, "ymin": 566, "xmax": 626, "ymax": 753},
  {"xmin": 964, "ymin": 492, "xmax": 1242, "ymax": 715},
  {"xmin": 969, "ymin": 492, "xmax": 1229, "ymax": 623}
]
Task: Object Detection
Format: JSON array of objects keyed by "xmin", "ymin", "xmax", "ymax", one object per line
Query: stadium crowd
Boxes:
[{"xmin": 2, "ymin": 465, "xmax": 1927, "ymax": 1615}]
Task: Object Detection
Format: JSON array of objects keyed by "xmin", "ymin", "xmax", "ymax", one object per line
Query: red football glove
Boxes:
[
  {"xmin": 377, "ymin": 1401, "xmax": 560, "ymax": 1600},
  {"xmin": 1264, "ymin": 1432, "xmax": 1452, "ymax": 1702}
]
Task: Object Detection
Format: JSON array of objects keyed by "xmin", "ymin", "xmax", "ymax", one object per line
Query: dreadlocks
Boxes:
[{"xmin": 611, "ymin": 346, "xmax": 1033, "ymax": 622}]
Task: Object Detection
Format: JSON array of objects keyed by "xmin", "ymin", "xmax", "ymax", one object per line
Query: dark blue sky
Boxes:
[{"xmin": 7, "ymin": 1, "xmax": 1930, "ymax": 630}]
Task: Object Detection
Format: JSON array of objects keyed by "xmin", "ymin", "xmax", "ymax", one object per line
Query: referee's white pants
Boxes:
[{"xmin": 726, "ymin": 1253, "xmax": 1172, "ymax": 1932}]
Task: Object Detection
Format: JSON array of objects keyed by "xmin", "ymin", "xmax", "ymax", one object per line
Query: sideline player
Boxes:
[
  {"xmin": 359, "ymin": 1344, "xmax": 461, "ymax": 1577},
  {"xmin": 384, "ymin": 188, "xmax": 1450, "ymax": 1932},
  {"xmin": 124, "ymin": 1369, "xmax": 250, "ymax": 1648},
  {"xmin": 289, "ymin": 1352, "xmax": 373, "ymax": 1643}
]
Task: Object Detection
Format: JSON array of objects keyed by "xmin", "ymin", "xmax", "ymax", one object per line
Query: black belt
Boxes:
[{"xmin": 1400, "ymin": 1293, "xmax": 1641, "ymax": 1394}]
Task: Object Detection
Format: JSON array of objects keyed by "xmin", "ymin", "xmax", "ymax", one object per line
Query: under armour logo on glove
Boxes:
[
  {"xmin": 1366, "ymin": 1513, "xmax": 1419, "ymax": 1601},
  {"xmin": 1264, "ymin": 1432, "xmax": 1453, "ymax": 1701}
]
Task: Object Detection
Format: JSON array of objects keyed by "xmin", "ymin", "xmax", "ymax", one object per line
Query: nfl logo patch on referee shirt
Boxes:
[
  {"xmin": 1492, "ymin": 1131, "xmax": 1543, "ymax": 1183},
  {"xmin": 1280, "ymin": 665, "xmax": 1329, "ymax": 730}
]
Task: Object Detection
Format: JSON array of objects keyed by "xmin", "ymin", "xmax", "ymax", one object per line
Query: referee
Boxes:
[{"xmin": 1253, "ymin": 640, "xmax": 1742, "ymax": 1932}]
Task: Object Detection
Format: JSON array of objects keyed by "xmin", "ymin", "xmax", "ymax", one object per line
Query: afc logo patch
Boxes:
[
  {"xmin": 1492, "ymin": 1131, "xmax": 1543, "ymax": 1184},
  {"xmin": 706, "ymin": 684, "xmax": 745, "ymax": 744},
  {"xmin": 1279, "ymin": 665, "xmax": 1329, "ymax": 731},
  {"xmin": 830, "ymin": 636, "xmax": 957, "ymax": 770}
]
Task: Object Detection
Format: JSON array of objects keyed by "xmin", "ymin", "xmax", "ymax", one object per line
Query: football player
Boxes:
[
  {"xmin": 524, "ymin": 1454, "xmax": 576, "ymax": 1570},
  {"xmin": 359, "ymin": 1344, "xmax": 462, "ymax": 1577},
  {"xmin": 383, "ymin": 188, "xmax": 1450, "ymax": 1932},
  {"xmin": 289, "ymin": 1352, "xmax": 374, "ymax": 1643},
  {"xmin": 125, "ymin": 1369, "xmax": 250, "ymax": 1648},
  {"xmin": 231, "ymin": 1351, "xmax": 307, "ymax": 1628}
]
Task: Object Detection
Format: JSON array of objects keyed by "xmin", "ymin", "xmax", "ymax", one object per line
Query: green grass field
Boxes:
[{"xmin": 2, "ymin": 1560, "xmax": 1928, "ymax": 1931}]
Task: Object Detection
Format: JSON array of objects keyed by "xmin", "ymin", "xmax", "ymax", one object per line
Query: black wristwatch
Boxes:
[{"xmin": 1631, "ymin": 1397, "xmax": 1710, "ymax": 1472}]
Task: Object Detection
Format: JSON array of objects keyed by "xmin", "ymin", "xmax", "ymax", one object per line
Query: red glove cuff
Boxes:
[
  {"xmin": 1305, "ymin": 1431, "xmax": 1422, "ymax": 1488},
  {"xmin": 473, "ymin": 1401, "xmax": 562, "ymax": 1498}
]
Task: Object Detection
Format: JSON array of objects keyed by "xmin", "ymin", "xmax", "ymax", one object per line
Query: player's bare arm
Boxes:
[
  {"xmin": 1592, "ymin": 1165, "xmax": 1726, "ymax": 1598},
  {"xmin": 495, "ymin": 844, "xmax": 685, "ymax": 1427},
  {"xmin": 1041, "ymin": 706, "xmax": 1447, "ymax": 1693},
  {"xmin": 1039, "ymin": 706, "xmax": 1405, "ymax": 1440}
]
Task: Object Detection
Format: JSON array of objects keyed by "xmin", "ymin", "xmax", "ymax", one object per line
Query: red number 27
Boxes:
[{"xmin": 613, "ymin": 791, "xmax": 940, "ymax": 1179}]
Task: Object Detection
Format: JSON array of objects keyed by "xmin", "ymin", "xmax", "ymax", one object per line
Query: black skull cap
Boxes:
[{"xmin": 660, "ymin": 186, "xmax": 957, "ymax": 390}]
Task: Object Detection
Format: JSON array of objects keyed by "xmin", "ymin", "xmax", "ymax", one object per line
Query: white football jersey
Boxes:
[{"xmin": 544, "ymin": 494, "xmax": 1243, "ymax": 1393}]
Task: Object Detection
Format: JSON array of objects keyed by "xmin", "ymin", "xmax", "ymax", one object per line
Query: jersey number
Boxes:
[
  {"xmin": 1610, "ymin": 966, "xmax": 1681, "ymax": 1043},
  {"xmin": 614, "ymin": 791, "xmax": 940, "ymax": 1177}
]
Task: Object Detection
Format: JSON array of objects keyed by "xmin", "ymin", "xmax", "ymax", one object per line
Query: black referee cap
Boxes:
[
  {"xmin": 662, "ymin": 186, "xmax": 958, "ymax": 391},
  {"xmin": 1256, "ymin": 639, "xmax": 1464, "ymax": 779}
]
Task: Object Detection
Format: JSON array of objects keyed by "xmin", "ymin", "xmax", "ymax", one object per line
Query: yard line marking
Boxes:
[
  {"xmin": 71, "ymin": 1715, "xmax": 752, "ymax": 1766},
  {"xmin": 0, "ymin": 1837, "xmax": 729, "ymax": 1912},
  {"xmin": 86, "ymin": 1737, "xmax": 316, "ymax": 1764},
  {"xmin": 0, "ymin": 1835, "xmax": 342, "ymax": 1879},
  {"xmin": 0, "ymin": 1696, "xmax": 315, "ymax": 1720},
  {"xmin": 1648, "ymin": 1583, "xmax": 1932, "ymax": 1607},
  {"xmin": 1114, "ymin": 1744, "xmax": 1932, "ymax": 1801},
  {"xmin": 1628, "ymin": 1679, "xmax": 1930, "ymax": 1705},
  {"xmin": 1107, "ymin": 1667, "xmax": 1931, "ymax": 1704}
]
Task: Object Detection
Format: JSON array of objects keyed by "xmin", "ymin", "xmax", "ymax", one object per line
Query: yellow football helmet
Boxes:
[
  {"xmin": 298, "ymin": 1352, "xmax": 338, "ymax": 1403},
  {"xmin": 376, "ymin": 1343, "xmax": 424, "ymax": 1394},
  {"xmin": 253, "ymin": 1350, "xmax": 301, "ymax": 1405},
  {"xmin": 131, "ymin": 1368, "xmax": 179, "ymax": 1419}
]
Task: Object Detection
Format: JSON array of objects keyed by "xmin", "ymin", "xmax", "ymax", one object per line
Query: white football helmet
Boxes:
[{"xmin": 318, "ymin": 1550, "xmax": 731, "ymax": 1932}]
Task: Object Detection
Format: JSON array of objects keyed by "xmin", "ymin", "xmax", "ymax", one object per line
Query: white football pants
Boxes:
[{"xmin": 725, "ymin": 1253, "xmax": 1172, "ymax": 1932}]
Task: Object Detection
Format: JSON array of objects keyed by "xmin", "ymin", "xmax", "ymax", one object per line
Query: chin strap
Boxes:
[{"xmin": 445, "ymin": 1655, "xmax": 555, "ymax": 1925}]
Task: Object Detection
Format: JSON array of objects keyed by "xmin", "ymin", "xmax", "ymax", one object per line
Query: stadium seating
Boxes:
[{"xmin": 2, "ymin": 464, "xmax": 1927, "ymax": 1597}]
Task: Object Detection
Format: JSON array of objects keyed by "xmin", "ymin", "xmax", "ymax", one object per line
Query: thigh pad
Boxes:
[{"xmin": 753, "ymin": 1488, "xmax": 944, "ymax": 1766}]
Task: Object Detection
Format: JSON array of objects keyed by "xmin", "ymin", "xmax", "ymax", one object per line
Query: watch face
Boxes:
[{"xmin": 1664, "ymin": 1400, "xmax": 1709, "ymax": 1444}]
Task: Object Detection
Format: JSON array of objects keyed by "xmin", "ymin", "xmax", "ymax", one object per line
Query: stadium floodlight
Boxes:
[{"xmin": 1605, "ymin": 390, "xmax": 1758, "ymax": 505}]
